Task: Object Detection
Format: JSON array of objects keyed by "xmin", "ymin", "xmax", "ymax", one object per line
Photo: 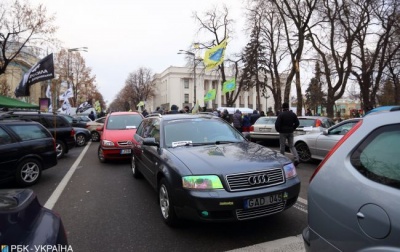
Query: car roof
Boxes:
[
  {"xmin": 364, "ymin": 105, "xmax": 400, "ymax": 116},
  {"xmin": 108, "ymin": 111, "xmax": 141, "ymax": 116},
  {"xmin": 145, "ymin": 113, "xmax": 218, "ymax": 122}
]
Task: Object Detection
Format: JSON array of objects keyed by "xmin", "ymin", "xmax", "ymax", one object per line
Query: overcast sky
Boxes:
[{"xmin": 31, "ymin": 0, "xmax": 248, "ymax": 105}]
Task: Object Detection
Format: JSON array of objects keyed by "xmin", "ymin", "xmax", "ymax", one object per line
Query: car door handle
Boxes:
[{"xmin": 357, "ymin": 212, "xmax": 365, "ymax": 219}]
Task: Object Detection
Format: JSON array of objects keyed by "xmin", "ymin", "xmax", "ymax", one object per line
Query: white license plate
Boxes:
[
  {"xmin": 120, "ymin": 149, "xmax": 131, "ymax": 154},
  {"xmin": 244, "ymin": 194, "xmax": 283, "ymax": 209},
  {"xmin": 259, "ymin": 128, "xmax": 271, "ymax": 132}
]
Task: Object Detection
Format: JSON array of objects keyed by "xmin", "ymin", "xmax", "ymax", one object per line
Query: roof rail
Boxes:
[{"xmin": 145, "ymin": 113, "xmax": 163, "ymax": 118}]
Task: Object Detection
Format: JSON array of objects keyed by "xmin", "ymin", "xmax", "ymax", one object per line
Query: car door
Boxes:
[
  {"xmin": 314, "ymin": 120, "xmax": 360, "ymax": 157},
  {"xmin": 140, "ymin": 118, "xmax": 161, "ymax": 188},
  {"xmin": 0, "ymin": 126, "xmax": 20, "ymax": 182}
]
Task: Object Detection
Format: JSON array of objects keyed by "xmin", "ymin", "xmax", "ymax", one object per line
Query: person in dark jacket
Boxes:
[
  {"xmin": 275, "ymin": 102, "xmax": 300, "ymax": 165},
  {"xmin": 169, "ymin": 104, "xmax": 179, "ymax": 114},
  {"xmin": 221, "ymin": 109, "xmax": 231, "ymax": 123},
  {"xmin": 250, "ymin": 110, "xmax": 260, "ymax": 125},
  {"xmin": 232, "ymin": 109, "xmax": 243, "ymax": 132}
]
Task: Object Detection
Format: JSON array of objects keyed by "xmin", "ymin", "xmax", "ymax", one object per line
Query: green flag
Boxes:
[
  {"xmin": 204, "ymin": 89, "xmax": 216, "ymax": 102},
  {"xmin": 222, "ymin": 78, "xmax": 236, "ymax": 94}
]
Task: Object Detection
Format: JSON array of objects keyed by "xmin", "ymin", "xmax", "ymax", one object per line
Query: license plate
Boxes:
[
  {"xmin": 244, "ymin": 194, "xmax": 282, "ymax": 209},
  {"xmin": 120, "ymin": 149, "xmax": 131, "ymax": 154},
  {"xmin": 259, "ymin": 128, "xmax": 271, "ymax": 132}
]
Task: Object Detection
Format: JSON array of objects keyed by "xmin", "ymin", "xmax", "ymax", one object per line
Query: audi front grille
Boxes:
[{"xmin": 225, "ymin": 168, "xmax": 284, "ymax": 191}]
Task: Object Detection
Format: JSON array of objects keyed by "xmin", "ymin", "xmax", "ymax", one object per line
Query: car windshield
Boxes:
[
  {"xmin": 255, "ymin": 117, "xmax": 276, "ymax": 125},
  {"xmin": 107, "ymin": 114, "xmax": 142, "ymax": 130},
  {"xmin": 164, "ymin": 118, "xmax": 245, "ymax": 148}
]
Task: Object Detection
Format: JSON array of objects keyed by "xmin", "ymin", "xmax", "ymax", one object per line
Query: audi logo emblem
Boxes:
[{"xmin": 248, "ymin": 174, "xmax": 269, "ymax": 185}]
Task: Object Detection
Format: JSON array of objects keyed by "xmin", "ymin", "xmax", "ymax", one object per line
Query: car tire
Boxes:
[
  {"xmin": 91, "ymin": 131, "xmax": 100, "ymax": 142},
  {"xmin": 98, "ymin": 146, "xmax": 107, "ymax": 163},
  {"xmin": 15, "ymin": 158, "xmax": 42, "ymax": 186},
  {"xmin": 56, "ymin": 140, "xmax": 66, "ymax": 159},
  {"xmin": 76, "ymin": 133, "xmax": 86, "ymax": 147},
  {"xmin": 159, "ymin": 178, "xmax": 179, "ymax": 227},
  {"xmin": 131, "ymin": 155, "xmax": 142, "ymax": 178},
  {"xmin": 295, "ymin": 142, "xmax": 312, "ymax": 163}
]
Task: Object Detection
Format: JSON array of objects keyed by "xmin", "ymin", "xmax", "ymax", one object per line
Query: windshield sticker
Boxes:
[
  {"xmin": 126, "ymin": 126, "xmax": 136, "ymax": 129},
  {"xmin": 172, "ymin": 141, "xmax": 192, "ymax": 147}
]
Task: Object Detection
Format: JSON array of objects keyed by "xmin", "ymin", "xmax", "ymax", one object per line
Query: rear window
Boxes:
[
  {"xmin": 351, "ymin": 124, "xmax": 400, "ymax": 189},
  {"xmin": 255, "ymin": 117, "xmax": 276, "ymax": 125},
  {"xmin": 8, "ymin": 124, "xmax": 51, "ymax": 141},
  {"xmin": 106, "ymin": 114, "xmax": 143, "ymax": 130},
  {"xmin": 298, "ymin": 119, "xmax": 316, "ymax": 128}
]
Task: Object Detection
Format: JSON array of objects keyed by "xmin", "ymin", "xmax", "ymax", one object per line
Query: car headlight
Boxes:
[
  {"xmin": 102, "ymin": 140, "xmax": 115, "ymax": 147},
  {"xmin": 283, "ymin": 163, "xmax": 297, "ymax": 179},
  {"xmin": 182, "ymin": 175, "xmax": 223, "ymax": 190}
]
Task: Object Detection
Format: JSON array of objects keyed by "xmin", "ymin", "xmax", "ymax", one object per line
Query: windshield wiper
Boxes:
[{"xmin": 215, "ymin": 140, "xmax": 238, "ymax": 144}]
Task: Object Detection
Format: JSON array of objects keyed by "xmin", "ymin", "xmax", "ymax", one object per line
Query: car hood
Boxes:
[
  {"xmin": 102, "ymin": 129, "xmax": 137, "ymax": 142},
  {"xmin": 167, "ymin": 141, "xmax": 291, "ymax": 175}
]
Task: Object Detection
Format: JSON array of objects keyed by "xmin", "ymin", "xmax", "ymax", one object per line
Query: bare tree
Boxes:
[
  {"xmin": 117, "ymin": 67, "xmax": 156, "ymax": 111},
  {"xmin": 351, "ymin": 0, "xmax": 400, "ymax": 109},
  {"xmin": 269, "ymin": 0, "xmax": 318, "ymax": 115},
  {"xmin": 193, "ymin": 5, "xmax": 238, "ymax": 107},
  {"xmin": 0, "ymin": 0, "xmax": 57, "ymax": 76}
]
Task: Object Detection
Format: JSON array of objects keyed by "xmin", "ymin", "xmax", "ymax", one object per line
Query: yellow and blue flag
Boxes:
[
  {"xmin": 203, "ymin": 39, "xmax": 227, "ymax": 71},
  {"xmin": 222, "ymin": 78, "xmax": 236, "ymax": 94},
  {"xmin": 192, "ymin": 100, "xmax": 200, "ymax": 114},
  {"xmin": 204, "ymin": 89, "xmax": 216, "ymax": 102},
  {"xmin": 136, "ymin": 101, "xmax": 145, "ymax": 107}
]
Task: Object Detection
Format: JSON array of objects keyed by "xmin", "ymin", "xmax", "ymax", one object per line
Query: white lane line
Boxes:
[
  {"xmin": 44, "ymin": 141, "xmax": 91, "ymax": 209},
  {"xmin": 294, "ymin": 197, "xmax": 308, "ymax": 214}
]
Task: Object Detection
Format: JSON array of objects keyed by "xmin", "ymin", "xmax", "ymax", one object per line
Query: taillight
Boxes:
[
  {"xmin": 315, "ymin": 119, "xmax": 322, "ymax": 127},
  {"xmin": 71, "ymin": 128, "xmax": 75, "ymax": 137},
  {"xmin": 309, "ymin": 120, "xmax": 363, "ymax": 183},
  {"xmin": 249, "ymin": 125, "xmax": 254, "ymax": 131}
]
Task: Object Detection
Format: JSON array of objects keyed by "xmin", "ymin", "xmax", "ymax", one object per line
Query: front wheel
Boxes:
[
  {"xmin": 15, "ymin": 158, "xmax": 42, "ymax": 186},
  {"xmin": 98, "ymin": 146, "xmax": 107, "ymax": 163},
  {"xmin": 295, "ymin": 142, "xmax": 312, "ymax": 163},
  {"xmin": 159, "ymin": 178, "xmax": 179, "ymax": 227},
  {"xmin": 131, "ymin": 155, "xmax": 142, "ymax": 178}
]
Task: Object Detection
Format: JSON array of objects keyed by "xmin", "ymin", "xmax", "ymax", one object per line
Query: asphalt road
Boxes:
[{"xmin": 1, "ymin": 140, "xmax": 318, "ymax": 252}]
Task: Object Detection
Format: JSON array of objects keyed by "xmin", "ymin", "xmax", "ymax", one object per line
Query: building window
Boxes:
[
  {"xmin": 184, "ymin": 94, "xmax": 189, "ymax": 103},
  {"xmin": 184, "ymin": 79, "xmax": 189, "ymax": 89}
]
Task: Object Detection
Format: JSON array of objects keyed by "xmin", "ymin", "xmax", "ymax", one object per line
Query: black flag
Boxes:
[{"xmin": 15, "ymin": 53, "xmax": 55, "ymax": 97}]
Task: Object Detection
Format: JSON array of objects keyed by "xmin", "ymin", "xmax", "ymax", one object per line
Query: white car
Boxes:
[
  {"xmin": 294, "ymin": 118, "xmax": 362, "ymax": 162},
  {"xmin": 249, "ymin": 116, "xmax": 279, "ymax": 141},
  {"xmin": 85, "ymin": 116, "xmax": 106, "ymax": 142}
]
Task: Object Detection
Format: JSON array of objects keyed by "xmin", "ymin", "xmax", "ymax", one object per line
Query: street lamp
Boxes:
[{"xmin": 178, "ymin": 50, "xmax": 199, "ymax": 106}]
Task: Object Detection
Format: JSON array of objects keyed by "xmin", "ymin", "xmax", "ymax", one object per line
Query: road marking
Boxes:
[{"xmin": 44, "ymin": 142, "xmax": 91, "ymax": 209}]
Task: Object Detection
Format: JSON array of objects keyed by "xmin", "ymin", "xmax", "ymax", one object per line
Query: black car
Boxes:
[
  {"xmin": 0, "ymin": 111, "xmax": 75, "ymax": 158},
  {"xmin": 59, "ymin": 114, "xmax": 92, "ymax": 128},
  {"xmin": 0, "ymin": 189, "xmax": 68, "ymax": 246},
  {"xmin": 131, "ymin": 114, "xmax": 300, "ymax": 226},
  {"xmin": 0, "ymin": 119, "xmax": 57, "ymax": 186}
]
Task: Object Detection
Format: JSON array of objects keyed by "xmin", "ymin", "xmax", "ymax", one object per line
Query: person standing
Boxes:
[
  {"xmin": 88, "ymin": 111, "xmax": 95, "ymax": 120},
  {"xmin": 275, "ymin": 102, "xmax": 300, "ymax": 166},
  {"xmin": 232, "ymin": 109, "xmax": 243, "ymax": 132},
  {"xmin": 250, "ymin": 110, "xmax": 260, "ymax": 125}
]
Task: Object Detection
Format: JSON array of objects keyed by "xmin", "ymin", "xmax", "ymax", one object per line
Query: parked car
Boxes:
[
  {"xmin": 86, "ymin": 116, "xmax": 106, "ymax": 142},
  {"xmin": 0, "ymin": 119, "xmax": 57, "ymax": 186},
  {"xmin": 249, "ymin": 116, "xmax": 279, "ymax": 142},
  {"xmin": 98, "ymin": 111, "xmax": 143, "ymax": 163},
  {"xmin": 294, "ymin": 116, "xmax": 335, "ymax": 137},
  {"xmin": 74, "ymin": 127, "xmax": 91, "ymax": 147},
  {"xmin": 0, "ymin": 111, "xmax": 75, "ymax": 159},
  {"xmin": 59, "ymin": 114, "xmax": 91, "ymax": 128},
  {"xmin": 0, "ymin": 189, "xmax": 68, "ymax": 246},
  {"xmin": 302, "ymin": 109, "xmax": 400, "ymax": 251},
  {"xmin": 131, "ymin": 113, "xmax": 300, "ymax": 226},
  {"xmin": 294, "ymin": 118, "xmax": 362, "ymax": 162},
  {"xmin": 364, "ymin": 105, "xmax": 400, "ymax": 116}
]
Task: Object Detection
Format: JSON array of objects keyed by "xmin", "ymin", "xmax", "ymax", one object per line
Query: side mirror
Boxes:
[
  {"xmin": 143, "ymin": 137, "xmax": 159, "ymax": 147},
  {"xmin": 322, "ymin": 129, "xmax": 328, "ymax": 135}
]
